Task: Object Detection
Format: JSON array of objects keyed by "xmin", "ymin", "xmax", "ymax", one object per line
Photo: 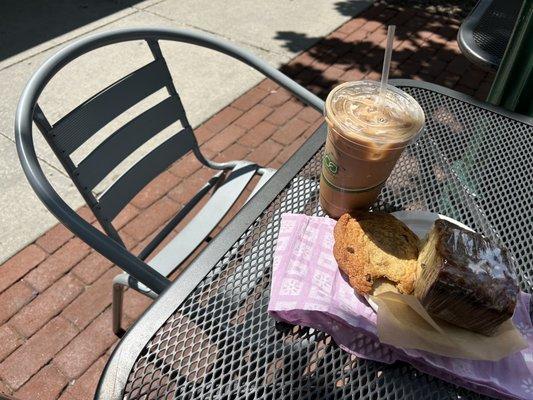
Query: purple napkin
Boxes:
[{"xmin": 268, "ymin": 213, "xmax": 533, "ymax": 400}]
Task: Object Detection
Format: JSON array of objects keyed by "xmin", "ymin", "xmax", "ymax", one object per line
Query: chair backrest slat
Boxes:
[
  {"xmin": 97, "ymin": 129, "xmax": 196, "ymax": 221},
  {"xmin": 74, "ymin": 95, "xmax": 186, "ymax": 190},
  {"xmin": 50, "ymin": 59, "xmax": 171, "ymax": 155}
]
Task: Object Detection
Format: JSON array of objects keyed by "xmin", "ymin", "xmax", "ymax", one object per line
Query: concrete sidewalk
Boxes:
[{"xmin": 0, "ymin": 0, "xmax": 371, "ymax": 264}]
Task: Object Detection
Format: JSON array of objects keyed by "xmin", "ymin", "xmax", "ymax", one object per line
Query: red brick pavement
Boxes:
[{"xmin": 0, "ymin": 4, "xmax": 493, "ymax": 399}]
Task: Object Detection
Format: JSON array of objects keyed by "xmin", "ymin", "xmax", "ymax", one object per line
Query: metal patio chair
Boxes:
[
  {"xmin": 15, "ymin": 28, "xmax": 323, "ymax": 336},
  {"xmin": 457, "ymin": 0, "xmax": 523, "ymax": 70}
]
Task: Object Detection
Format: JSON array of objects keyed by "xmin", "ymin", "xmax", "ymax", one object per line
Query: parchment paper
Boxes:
[{"xmin": 371, "ymin": 290, "xmax": 527, "ymax": 361}]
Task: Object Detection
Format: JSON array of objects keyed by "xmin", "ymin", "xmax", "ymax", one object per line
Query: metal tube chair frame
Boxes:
[{"xmin": 15, "ymin": 28, "xmax": 324, "ymax": 336}]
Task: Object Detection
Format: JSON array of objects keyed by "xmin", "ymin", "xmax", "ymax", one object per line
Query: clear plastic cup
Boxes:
[{"xmin": 320, "ymin": 80, "xmax": 425, "ymax": 218}]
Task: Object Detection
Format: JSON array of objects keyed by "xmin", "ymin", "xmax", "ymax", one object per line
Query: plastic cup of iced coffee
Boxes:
[{"xmin": 320, "ymin": 80, "xmax": 425, "ymax": 218}]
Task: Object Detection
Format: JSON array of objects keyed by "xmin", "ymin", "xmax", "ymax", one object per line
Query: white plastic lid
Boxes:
[{"xmin": 325, "ymin": 80, "xmax": 425, "ymax": 147}]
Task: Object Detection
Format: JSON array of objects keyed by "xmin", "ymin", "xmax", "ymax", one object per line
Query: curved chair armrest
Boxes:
[
  {"xmin": 28, "ymin": 28, "xmax": 325, "ymax": 113},
  {"xmin": 153, "ymin": 28, "xmax": 325, "ymax": 112}
]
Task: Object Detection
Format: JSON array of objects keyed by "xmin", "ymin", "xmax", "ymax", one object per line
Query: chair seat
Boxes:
[{"xmin": 148, "ymin": 161, "xmax": 273, "ymax": 277}]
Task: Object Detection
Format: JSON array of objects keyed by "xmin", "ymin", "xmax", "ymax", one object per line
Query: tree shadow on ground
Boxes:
[
  {"xmin": 275, "ymin": 2, "xmax": 493, "ymax": 101},
  {"xmin": 333, "ymin": 0, "xmax": 374, "ymax": 19},
  {"xmin": 334, "ymin": 0, "xmax": 479, "ymax": 19}
]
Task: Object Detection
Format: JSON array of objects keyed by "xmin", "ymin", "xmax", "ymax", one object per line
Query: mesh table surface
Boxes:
[{"xmin": 112, "ymin": 83, "xmax": 533, "ymax": 400}]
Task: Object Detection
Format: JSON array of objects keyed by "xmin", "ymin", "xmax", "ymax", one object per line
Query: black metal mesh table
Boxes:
[
  {"xmin": 97, "ymin": 80, "xmax": 533, "ymax": 400},
  {"xmin": 457, "ymin": 0, "xmax": 523, "ymax": 70}
]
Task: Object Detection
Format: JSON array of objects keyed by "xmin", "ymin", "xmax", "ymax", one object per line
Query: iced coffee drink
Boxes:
[{"xmin": 320, "ymin": 80, "xmax": 425, "ymax": 218}]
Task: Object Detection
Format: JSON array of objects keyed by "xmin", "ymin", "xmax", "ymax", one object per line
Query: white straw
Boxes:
[{"xmin": 380, "ymin": 25, "xmax": 396, "ymax": 95}]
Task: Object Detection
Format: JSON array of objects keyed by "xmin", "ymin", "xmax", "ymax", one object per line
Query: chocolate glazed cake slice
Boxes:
[{"xmin": 415, "ymin": 219, "xmax": 519, "ymax": 336}]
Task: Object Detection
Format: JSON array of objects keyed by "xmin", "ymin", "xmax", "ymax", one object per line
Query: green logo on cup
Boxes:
[{"xmin": 323, "ymin": 153, "xmax": 338, "ymax": 175}]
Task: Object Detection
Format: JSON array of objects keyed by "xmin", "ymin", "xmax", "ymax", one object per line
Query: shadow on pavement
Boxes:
[
  {"xmin": 0, "ymin": 0, "xmax": 144, "ymax": 63},
  {"xmin": 335, "ymin": 0, "xmax": 478, "ymax": 19},
  {"xmin": 275, "ymin": 2, "xmax": 492, "ymax": 100},
  {"xmin": 334, "ymin": 0, "xmax": 375, "ymax": 17}
]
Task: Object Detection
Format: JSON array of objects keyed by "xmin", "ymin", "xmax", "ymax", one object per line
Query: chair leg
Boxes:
[{"xmin": 112, "ymin": 273, "xmax": 130, "ymax": 337}]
